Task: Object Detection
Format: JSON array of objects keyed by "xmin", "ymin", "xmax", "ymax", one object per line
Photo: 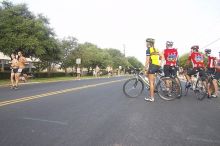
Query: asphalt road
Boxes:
[{"xmin": 0, "ymin": 76, "xmax": 220, "ymax": 146}]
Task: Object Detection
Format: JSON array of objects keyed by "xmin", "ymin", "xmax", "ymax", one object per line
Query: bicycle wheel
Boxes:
[
  {"xmin": 175, "ymin": 77, "xmax": 183, "ymax": 98},
  {"xmin": 156, "ymin": 77, "xmax": 179, "ymax": 101},
  {"xmin": 195, "ymin": 78, "xmax": 207, "ymax": 100},
  {"xmin": 123, "ymin": 78, "xmax": 144, "ymax": 98}
]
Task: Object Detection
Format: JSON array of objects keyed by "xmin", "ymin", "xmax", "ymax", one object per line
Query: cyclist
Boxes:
[
  {"xmin": 145, "ymin": 38, "xmax": 162, "ymax": 102},
  {"xmin": 185, "ymin": 45, "xmax": 206, "ymax": 88},
  {"xmin": 162, "ymin": 41, "xmax": 180, "ymax": 96},
  {"xmin": 162, "ymin": 41, "xmax": 179, "ymax": 77},
  {"xmin": 205, "ymin": 49, "xmax": 216, "ymax": 75},
  {"xmin": 210, "ymin": 51, "xmax": 220, "ymax": 98},
  {"xmin": 204, "ymin": 49, "xmax": 218, "ymax": 98}
]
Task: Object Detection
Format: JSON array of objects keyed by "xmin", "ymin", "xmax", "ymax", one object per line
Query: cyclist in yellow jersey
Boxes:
[{"xmin": 145, "ymin": 38, "xmax": 162, "ymax": 102}]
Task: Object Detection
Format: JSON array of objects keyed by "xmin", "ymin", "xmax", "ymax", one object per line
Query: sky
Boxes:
[{"xmin": 11, "ymin": 0, "xmax": 220, "ymax": 63}]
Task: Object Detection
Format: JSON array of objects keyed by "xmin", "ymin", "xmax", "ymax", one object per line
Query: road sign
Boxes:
[{"xmin": 76, "ymin": 58, "xmax": 81, "ymax": 64}]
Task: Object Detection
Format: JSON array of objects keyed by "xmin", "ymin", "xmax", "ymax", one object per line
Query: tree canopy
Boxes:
[
  {"xmin": 0, "ymin": 1, "xmax": 143, "ymax": 73},
  {"xmin": 0, "ymin": 1, "xmax": 58, "ymax": 58}
]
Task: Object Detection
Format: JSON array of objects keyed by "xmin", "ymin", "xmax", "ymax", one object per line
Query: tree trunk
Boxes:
[
  {"xmin": 64, "ymin": 68, "xmax": 67, "ymax": 76},
  {"xmin": 47, "ymin": 62, "xmax": 51, "ymax": 77}
]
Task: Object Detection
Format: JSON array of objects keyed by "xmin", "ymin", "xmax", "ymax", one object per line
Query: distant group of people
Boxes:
[
  {"xmin": 10, "ymin": 51, "xmax": 27, "ymax": 89},
  {"xmin": 92, "ymin": 65, "xmax": 113, "ymax": 78}
]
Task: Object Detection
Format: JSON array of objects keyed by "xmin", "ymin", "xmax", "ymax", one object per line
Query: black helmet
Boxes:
[
  {"xmin": 166, "ymin": 41, "xmax": 173, "ymax": 47},
  {"xmin": 191, "ymin": 45, "xmax": 199, "ymax": 51},
  {"xmin": 146, "ymin": 38, "xmax": 155, "ymax": 44},
  {"xmin": 205, "ymin": 49, "xmax": 211, "ymax": 54}
]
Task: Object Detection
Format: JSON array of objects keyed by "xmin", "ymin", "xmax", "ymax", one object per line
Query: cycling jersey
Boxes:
[
  {"xmin": 188, "ymin": 52, "xmax": 205, "ymax": 68},
  {"xmin": 146, "ymin": 47, "xmax": 160, "ymax": 66},
  {"xmin": 216, "ymin": 59, "xmax": 220, "ymax": 72},
  {"xmin": 164, "ymin": 48, "xmax": 178, "ymax": 66},
  {"xmin": 207, "ymin": 54, "xmax": 216, "ymax": 68}
]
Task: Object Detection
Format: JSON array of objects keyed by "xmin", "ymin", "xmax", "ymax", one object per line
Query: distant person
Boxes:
[
  {"xmin": 10, "ymin": 53, "xmax": 19, "ymax": 89},
  {"xmin": 106, "ymin": 65, "xmax": 111, "ymax": 78},
  {"xmin": 93, "ymin": 69, "xmax": 96, "ymax": 77},
  {"xmin": 16, "ymin": 51, "xmax": 27, "ymax": 88},
  {"xmin": 76, "ymin": 67, "xmax": 81, "ymax": 80},
  {"xmin": 95, "ymin": 65, "xmax": 100, "ymax": 78}
]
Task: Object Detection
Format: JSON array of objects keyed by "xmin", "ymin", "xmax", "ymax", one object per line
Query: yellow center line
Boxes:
[{"xmin": 0, "ymin": 79, "xmax": 126, "ymax": 107}]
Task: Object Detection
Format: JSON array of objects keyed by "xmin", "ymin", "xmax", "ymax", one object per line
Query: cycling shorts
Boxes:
[
  {"xmin": 213, "ymin": 72, "xmax": 220, "ymax": 80},
  {"xmin": 187, "ymin": 67, "xmax": 206, "ymax": 81},
  {"xmin": 206, "ymin": 68, "xmax": 216, "ymax": 75},
  {"xmin": 148, "ymin": 64, "xmax": 160, "ymax": 74},
  {"xmin": 11, "ymin": 68, "xmax": 18, "ymax": 73},
  {"xmin": 163, "ymin": 65, "xmax": 177, "ymax": 77}
]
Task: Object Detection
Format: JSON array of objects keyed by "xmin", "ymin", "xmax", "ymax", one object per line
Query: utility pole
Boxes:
[
  {"xmin": 123, "ymin": 44, "xmax": 126, "ymax": 75},
  {"xmin": 123, "ymin": 44, "xmax": 126, "ymax": 57}
]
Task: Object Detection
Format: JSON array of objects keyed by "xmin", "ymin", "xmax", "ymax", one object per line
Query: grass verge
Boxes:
[{"xmin": 0, "ymin": 75, "xmax": 110, "ymax": 86}]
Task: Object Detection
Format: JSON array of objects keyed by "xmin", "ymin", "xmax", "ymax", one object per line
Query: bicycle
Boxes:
[
  {"xmin": 184, "ymin": 68, "xmax": 207, "ymax": 100},
  {"xmin": 123, "ymin": 68, "xmax": 181, "ymax": 101}
]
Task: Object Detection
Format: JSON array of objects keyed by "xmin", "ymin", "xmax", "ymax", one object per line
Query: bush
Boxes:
[
  {"xmin": 0, "ymin": 72, "xmax": 10, "ymax": 79},
  {"xmin": 34, "ymin": 72, "xmax": 71, "ymax": 78}
]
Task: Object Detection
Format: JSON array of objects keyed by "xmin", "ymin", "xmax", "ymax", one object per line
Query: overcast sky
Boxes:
[{"xmin": 12, "ymin": 0, "xmax": 220, "ymax": 63}]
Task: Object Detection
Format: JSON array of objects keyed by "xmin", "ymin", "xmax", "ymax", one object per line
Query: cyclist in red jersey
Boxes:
[
  {"xmin": 162, "ymin": 41, "xmax": 178, "ymax": 77},
  {"xmin": 162, "ymin": 41, "xmax": 180, "ymax": 97},
  {"xmin": 205, "ymin": 49, "xmax": 216, "ymax": 75},
  {"xmin": 185, "ymin": 45, "xmax": 206, "ymax": 88}
]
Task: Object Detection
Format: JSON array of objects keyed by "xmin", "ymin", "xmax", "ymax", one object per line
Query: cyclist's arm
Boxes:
[
  {"xmin": 160, "ymin": 50, "xmax": 164, "ymax": 67},
  {"xmin": 145, "ymin": 49, "xmax": 150, "ymax": 71}
]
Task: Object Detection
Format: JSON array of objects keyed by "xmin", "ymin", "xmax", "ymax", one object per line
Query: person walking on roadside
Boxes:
[
  {"xmin": 144, "ymin": 38, "xmax": 162, "ymax": 102},
  {"xmin": 16, "ymin": 51, "xmax": 27, "ymax": 89},
  {"xmin": 95, "ymin": 65, "xmax": 100, "ymax": 78},
  {"xmin": 76, "ymin": 66, "xmax": 81, "ymax": 80},
  {"xmin": 10, "ymin": 53, "xmax": 19, "ymax": 89},
  {"xmin": 106, "ymin": 65, "xmax": 111, "ymax": 78}
]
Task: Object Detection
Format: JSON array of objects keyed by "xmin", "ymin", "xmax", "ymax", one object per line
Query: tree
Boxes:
[
  {"xmin": 60, "ymin": 36, "xmax": 78, "ymax": 74},
  {"xmin": 36, "ymin": 38, "xmax": 62, "ymax": 74},
  {"xmin": 0, "ymin": 1, "xmax": 56, "ymax": 58},
  {"xmin": 127, "ymin": 56, "xmax": 144, "ymax": 69},
  {"xmin": 105, "ymin": 48, "xmax": 130, "ymax": 69}
]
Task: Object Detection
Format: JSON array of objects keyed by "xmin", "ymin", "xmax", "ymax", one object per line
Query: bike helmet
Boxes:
[
  {"xmin": 166, "ymin": 41, "xmax": 173, "ymax": 47},
  {"xmin": 146, "ymin": 38, "xmax": 155, "ymax": 44},
  {"xmin": 191, "ymin": 45, "xmax": 199, "ymax": 51},
  {"xmin": 205, "ymin": 49, "xmax": 211, "ymax": 54}
]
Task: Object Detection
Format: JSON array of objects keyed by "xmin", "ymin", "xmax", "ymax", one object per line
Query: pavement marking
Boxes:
[
  {"xmin": 0, "ymin": 79, "xmax": 127, "ymax": 107},
  {"xmin": 23, "ymin": 117, "xmax": 68, "ymax": 126}
]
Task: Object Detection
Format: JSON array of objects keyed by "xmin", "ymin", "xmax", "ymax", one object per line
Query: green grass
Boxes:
[{"xmin": 0, "ymin": 75, "xmax": 109, "ymax": 86}]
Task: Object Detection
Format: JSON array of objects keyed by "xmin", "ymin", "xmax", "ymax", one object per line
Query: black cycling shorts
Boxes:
[
  {"xmin": 11, "ymin": 68, "xmax": 18, "ymax": 73},
  {"xmin": 206, "ymin": 68, "xmax": 216, "ymax": 75},
  {"xmin": 164, "ymin": 65, "xmax": 177, "ymax": 77},
  {"xmin": 148, "ymin": 64, "xmax": 160, "ymax": 74},
  {"xmin": 187, "ymin": 67, "xmax": 206, "ymax": 81},
  {"xmin": 213, "ymin": 72, "xmax": 220, "ymax": 80}
]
